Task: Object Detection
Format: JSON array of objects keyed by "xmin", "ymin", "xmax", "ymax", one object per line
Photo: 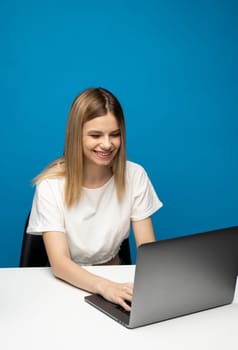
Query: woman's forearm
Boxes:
[{"xmin": 51, "ymin": 255, "xmax": 109, "ymax": 294}]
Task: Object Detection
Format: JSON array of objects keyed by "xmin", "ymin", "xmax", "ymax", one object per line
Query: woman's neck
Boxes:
[{"xmin": 83, "ymin": 163, "xmax": 113, "ymax": 189}]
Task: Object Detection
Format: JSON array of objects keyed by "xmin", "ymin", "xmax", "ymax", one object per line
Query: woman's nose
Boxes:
[{"xmin": 100, "ymin": 136, "xmax": 112, "ymax": 149}]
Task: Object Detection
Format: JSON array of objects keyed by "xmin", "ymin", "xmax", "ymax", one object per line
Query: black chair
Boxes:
[
  {"xmin": 20, "ymin": 213, "xmax": 131, "ymax": 267},
  {"xmin": 119, "ymin": 237, "xmax": 131, "ymax": 265},
  {"xmin": 20, "ymin": 213, "xmax": 50, "ymax": 267}
]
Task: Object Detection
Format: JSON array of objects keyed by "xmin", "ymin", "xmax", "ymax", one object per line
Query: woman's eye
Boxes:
[
  {"xmin": 111, "ymin": 133, "xmax": 121, "ymax": 137},
  {"xmin": 90, "ymin": 134, "xmax": 100, "ymax": 138}
]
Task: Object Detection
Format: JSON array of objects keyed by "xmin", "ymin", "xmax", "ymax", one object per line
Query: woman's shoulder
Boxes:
[
  {"xmin": 36, "ymin": 176, "xmax": 65, "ymax": 193},
  {"xmin": 126, "ymin": 160, "xmax": 145, "ymax": 173},
  {"xmin": 126, "ymin": 160, "xmax": 147, "ymax": 180}
]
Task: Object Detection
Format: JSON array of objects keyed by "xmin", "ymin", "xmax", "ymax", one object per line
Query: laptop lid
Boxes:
[{"xmin": 85, "ymin": 226, "xmax": 238, "ymax": 328}]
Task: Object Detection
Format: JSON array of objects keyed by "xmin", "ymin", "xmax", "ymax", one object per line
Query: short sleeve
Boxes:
[
  {"xmin": 27, "ymin": 179, "xmax": 65, "ymax": 235},
  {"xmin": 129, "ymin": 163, "xmax": 163, "ymax": 221}
]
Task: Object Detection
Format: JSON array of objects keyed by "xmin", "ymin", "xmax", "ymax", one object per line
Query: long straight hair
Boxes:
[{"xmin": 34, "ymin": 87, "xmax": 127, "ymax": 208}]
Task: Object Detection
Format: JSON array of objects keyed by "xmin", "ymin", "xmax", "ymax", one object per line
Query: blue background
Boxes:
[{"xmin": 0, "ymin": 0, "xmax": 237, "ymax": 267}]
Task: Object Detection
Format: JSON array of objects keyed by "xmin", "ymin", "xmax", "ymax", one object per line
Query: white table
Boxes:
[{"xmin": 0, "ymin": 266, "xmax": 237, "ymax": 350}]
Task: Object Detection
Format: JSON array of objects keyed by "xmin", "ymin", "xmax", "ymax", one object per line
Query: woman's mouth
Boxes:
[{"xmin": 94, "ymin": 150, "xmax": 114, "ymax": 159}]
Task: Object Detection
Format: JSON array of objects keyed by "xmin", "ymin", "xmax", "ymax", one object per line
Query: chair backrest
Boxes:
[
  {"xmin": 20, "ymin": 213, "xmax": 131, "ymax": 267},
  {"xmin": 19, "ymin": 213, "xmax": 50, "ymax": 267},
  {"xmin": 119, "ymin": 237, "xmax": 131, "ymax": 265}
]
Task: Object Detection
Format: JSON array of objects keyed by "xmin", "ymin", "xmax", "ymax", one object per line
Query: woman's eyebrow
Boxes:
[
  {"xmin": 87, "ymin": 130, "xmax": 102, "ymax": 134},
  {"xmin": 110, "ymin": 129, "xmax": 121, "ymax": 134},
  {"xmin": 87, "ymin": 129, "xmax": 120, "ymax": 134}
]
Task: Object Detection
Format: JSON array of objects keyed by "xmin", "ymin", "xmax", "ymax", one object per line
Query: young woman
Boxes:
[{"xmin": 27, "ymin": 87, "xmax": 163, "ymax": 311}]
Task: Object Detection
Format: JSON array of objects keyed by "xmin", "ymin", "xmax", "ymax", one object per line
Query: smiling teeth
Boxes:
[{"xmin": 97, "ymin": 152, "xmax": 111, "ymax": 155}]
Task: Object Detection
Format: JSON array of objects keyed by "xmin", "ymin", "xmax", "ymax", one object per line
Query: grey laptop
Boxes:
[{"xmin": 85, "ymin": 226, "xmax": 238, "ymax": 328}]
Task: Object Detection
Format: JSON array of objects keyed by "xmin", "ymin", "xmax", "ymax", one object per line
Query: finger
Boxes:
[
  {"xmin": 118, "ymin": 298, "xmax": 131, "ymax": 312},
  {"xmin": 119, "ymin": 290, "xmax": 133, "ymax": 311}
]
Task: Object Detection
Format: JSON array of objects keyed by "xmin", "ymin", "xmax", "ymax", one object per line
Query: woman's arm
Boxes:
[
  {"xmin": 132, "ymin": 217, "xmax": 156, "ymax": 247},
  {"xmin": 43, "ymin": 231, "xmax": 132, "ymax": 311}
]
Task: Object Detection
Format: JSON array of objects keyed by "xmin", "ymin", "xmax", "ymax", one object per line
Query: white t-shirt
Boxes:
[{"xmin": 27, "ymin": 161, "xmax": 163, "ymax": 265}]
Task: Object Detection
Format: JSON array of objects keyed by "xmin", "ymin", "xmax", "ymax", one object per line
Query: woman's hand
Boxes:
[{"xmin": 97, "ymin": 280, "xmax": 133, "ymax": 311}]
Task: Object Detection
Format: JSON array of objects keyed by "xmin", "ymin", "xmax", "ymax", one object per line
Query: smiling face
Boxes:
[{"xmin": 82, "ymin": 112, "xmax": 121, "ymax": 168}]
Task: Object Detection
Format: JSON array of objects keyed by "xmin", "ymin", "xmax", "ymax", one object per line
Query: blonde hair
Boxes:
[{"xmin": 34, "ymin": 87, "xmax": 126, "ymax": 207}]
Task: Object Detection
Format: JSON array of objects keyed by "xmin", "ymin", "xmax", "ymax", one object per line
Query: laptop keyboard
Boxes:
[{"xmin": 115, "ymin": 301, "xmax": 131, "ymax": 315}]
